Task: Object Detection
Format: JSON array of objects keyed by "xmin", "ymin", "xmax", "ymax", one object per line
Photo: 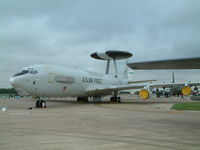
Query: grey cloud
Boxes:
[{"xmin": 1, "ymin": 0, "xmax": 200, "ymax": 87}]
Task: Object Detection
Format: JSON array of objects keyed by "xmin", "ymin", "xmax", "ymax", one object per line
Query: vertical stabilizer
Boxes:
[{"xmin": 172, "ymin": 72, "xmax": 175, "ymax": 83}]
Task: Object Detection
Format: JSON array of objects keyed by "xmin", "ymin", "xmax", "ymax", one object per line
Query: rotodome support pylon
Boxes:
[{"xmin": 90, "ymin": 50, "xmax": 133, "ymax": 78}]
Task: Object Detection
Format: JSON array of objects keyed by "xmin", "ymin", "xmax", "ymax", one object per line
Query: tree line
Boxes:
[{"xmin": 0, "ymin": 88, "xmax": 18, "ymax": 94}]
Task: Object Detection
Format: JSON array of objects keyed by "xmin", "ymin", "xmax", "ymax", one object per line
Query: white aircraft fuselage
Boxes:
[
  {"xmin": 8, "ymin": 52, "xmax": 200, "ymax": 108},
  {"xmin": 9, "ymin": 64, "xmax": 128, "ymax": 97}
]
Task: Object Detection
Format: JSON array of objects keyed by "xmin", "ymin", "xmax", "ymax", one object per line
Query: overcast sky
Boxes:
[{"xmin": 1, "ymin": 0, "xmax": 200, "ymax": 88}]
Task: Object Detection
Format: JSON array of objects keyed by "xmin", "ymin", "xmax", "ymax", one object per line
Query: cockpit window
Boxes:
[
  {"xmin": 14, "ymin": 70, "xmax": 29, "ymax": 77},
  {"xmin": 13, "ymin": 68, "xmax": 38, "ymax": 77},
  {"xmin": 29, "ymin": 70, "xmax": 38, "ymax": 74}
]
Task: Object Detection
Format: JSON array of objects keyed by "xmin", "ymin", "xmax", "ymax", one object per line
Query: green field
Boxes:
[{"xmin": 172, "ymin": 102, "xmax": 200, "ymax": 111}]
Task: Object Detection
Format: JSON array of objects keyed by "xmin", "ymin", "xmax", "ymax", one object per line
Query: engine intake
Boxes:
[
  {"xmin": 181, "ymin": 86, "xmax": 191, "ymax": 95},
  {"xmin": 139, "ymin": 89, "xmax": 149, "ymax": 99}
]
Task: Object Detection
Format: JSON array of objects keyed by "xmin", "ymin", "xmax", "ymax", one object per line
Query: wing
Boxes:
[
  {"xmin": 85, "ymin": 84, "xmax": 145, "ymax": 96},
  {"xmin": 85, "ymin": 81, "xmax": 200, "ymax": 96},
  {"xmin": 128, "ymin": 79, "xmax": 156, "ymax": 84},
  {"xmin": 149, "ymin": 82, "xmax": 200, "ymax": 89},
  {"xmin": 152, "ymin": 82, "xmax": 200, "ymax": 88},
  {"xmin": 127, "ymin": 57, "xmax": 200, "ymax": 69}
]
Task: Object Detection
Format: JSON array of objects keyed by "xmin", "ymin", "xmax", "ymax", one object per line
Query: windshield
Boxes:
[
  {"xmin": 29, "ymin": 70, "xmax": 38, "ymax": 74},
  {"xmin": 13, "ymin": 68, "xmax": 38, "ymax": 77},
  {"xmin": 14, "ymin": 70, "xmax": 29, "ymax": 77}
]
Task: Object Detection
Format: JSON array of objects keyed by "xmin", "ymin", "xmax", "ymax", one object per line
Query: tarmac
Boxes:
[{"xmin": 0, "ymin": 96, "xmax": 200, "ymax": 150}]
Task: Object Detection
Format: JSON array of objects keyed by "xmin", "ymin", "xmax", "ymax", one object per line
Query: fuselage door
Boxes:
[{"xmin": 48, "ymin": 73, "xmax": 56, "ymax": 83}]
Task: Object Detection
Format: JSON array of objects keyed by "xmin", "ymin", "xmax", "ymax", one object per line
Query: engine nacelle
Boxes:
[
  {"xmin": 181, "ymin": 85, "xmax": 191, "ymax": 95},
  {"xmin": 139, "ymin": 89, "xmax": 150, "ymax": 99}
]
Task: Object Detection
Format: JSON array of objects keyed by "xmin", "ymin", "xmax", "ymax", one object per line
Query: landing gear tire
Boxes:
[
  {"xmin": 117, "ymin": 97, "xmax": 121, "ymax": 103},
  {"xmin": 77, "ymin": 97, "xmax": 88, "ymax": 103},
  {"xmin": 36, "ymin": 100, "xmax": 40, "ymax": 108},
  {"xmin": 110, "ymin": 97, "xmax": 115, "ymax": 102},
  {"xmin": 110, "ymin": 97, "xmax": 121, "ymax": 103},
  {"xmin": 41, "ymin": 100, "xmax": 46, "ymax": 108},
  {"xmin": 36, "ymin": 99, "xmax": 46, "ymax": 108}
]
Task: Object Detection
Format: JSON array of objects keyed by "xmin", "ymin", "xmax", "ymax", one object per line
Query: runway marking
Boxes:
[
  {"xmin": 168, "ymin": 110, "xmax": 183, "ymax": 114},
  {"xmin": 9, "ymin": 112, "xmax": 31, "ymax": 115}
]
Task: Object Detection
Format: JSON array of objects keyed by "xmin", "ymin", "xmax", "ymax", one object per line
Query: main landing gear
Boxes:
[
  {"xmin": 36, "ymin": 99, "xmax": 46, "ymax": 108},
  {"xmin": 110, "ymin": 91, "xmax": 121, "ymax": 103},
  {"xmin": 77, "ymin": 97, "xmax": 88, "ymax": 103},
  {"xmin": 110, "ymin": 96, "xmax": 121, "ymax": 103}
]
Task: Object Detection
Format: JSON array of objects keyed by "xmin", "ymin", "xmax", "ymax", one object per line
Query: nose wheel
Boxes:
[{"xmin": 36, "ymin": 99, "xmax": 46, "ymax": 108}]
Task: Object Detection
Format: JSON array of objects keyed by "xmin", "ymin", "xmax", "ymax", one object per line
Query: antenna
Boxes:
[{"xmin": 91, "ymin": 50, "xmax": 133, "ymax": 78}]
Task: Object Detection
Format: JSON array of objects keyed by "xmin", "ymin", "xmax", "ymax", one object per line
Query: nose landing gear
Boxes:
[{"xmin": 36, "ymin": 99, "xmax": 46, "ymax": 108}]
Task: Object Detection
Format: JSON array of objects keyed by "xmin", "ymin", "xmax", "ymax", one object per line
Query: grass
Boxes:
[{"xmin": 172, "ymin": 102, "xmax": 200, "ymax": 111}]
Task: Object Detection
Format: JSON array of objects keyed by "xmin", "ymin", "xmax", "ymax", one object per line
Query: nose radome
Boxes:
[{"xmin": 9, "ymin": 77, "xmax": 15, "ymax": 86}]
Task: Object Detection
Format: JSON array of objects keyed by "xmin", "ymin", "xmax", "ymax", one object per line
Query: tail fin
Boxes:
[{"xmin": 172, "ymin": 72, "xmax": 175, "ymax": 83}]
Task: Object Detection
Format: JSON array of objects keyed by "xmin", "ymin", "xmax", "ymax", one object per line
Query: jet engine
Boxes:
[
  {"xmin": 169, "ymin": 84, "xmax": 191, "ymax": 96},
  {"xmin": 139, "ymin": 89, "xmax": 150, "ymax": 99},
  {"xmin": 181, "ymin": 85, "xmax": 191, "ymax": 95}
]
